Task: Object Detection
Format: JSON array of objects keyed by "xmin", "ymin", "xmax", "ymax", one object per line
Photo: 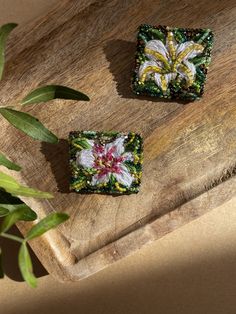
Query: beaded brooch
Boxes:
[
  {"xmin": 132, "ymin": 24, "xmax": 214, "ymax": 101},
  {"xmin": 69, "ymin": 131, "xmax": 143, "ymax": 194}
]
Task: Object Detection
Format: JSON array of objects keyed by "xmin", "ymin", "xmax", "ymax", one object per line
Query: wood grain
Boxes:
[{"xmin": 1, "ymin": 0, "xmax": 236, "ymax": 281}]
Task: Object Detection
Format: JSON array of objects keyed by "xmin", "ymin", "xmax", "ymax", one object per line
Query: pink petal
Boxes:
[{"xmin": 105, "ymin": 137, "xmax": 125, "ymax": 157}]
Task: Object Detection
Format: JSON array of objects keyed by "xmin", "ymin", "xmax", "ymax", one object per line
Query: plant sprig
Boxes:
[
  {"xmin": 0, "ymin": 24, "xmax": 89, "ymax": 144},
  {"xmin": 0, "ymin": 210, "xmax": 69, "ymax": 287},
  {"xmin": 0, "ymin": 23, "xmax": 90, "ymax": 287}
]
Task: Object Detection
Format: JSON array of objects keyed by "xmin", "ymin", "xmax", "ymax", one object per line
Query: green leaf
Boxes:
[
  {"xmin": 0, "ymin": 171, "xmax": 53, "ymax": 199},
  {"xmin": 0, "ymin": 23, "xmax": 18, "ymax": 80},
  {"xmin": 18, "ymin": 242, "xmax": 37, "ymax": 288},
  {"xmin": 0, "ymin": 152, "xmax": 21, "ymax": 171},
  {"xmin": 138, "ymin": 33, "xmax": 148, "ymax": 44},
  {"xmin": 173, "ymin": 29, "xmax": 187, "ymax": 44},
  {"xmin": 21, "ymin": 85, "xmax": 90, "ymax": 105},
  {"xmin": 196, "ymin": 29, "xmax": 211, "ymax": 44},
  {"xmin": 0, "ymin": 206, "xmax": 9, "ymax": 217},
  {"xmin": 148, "ymin": 28, "xmax": 165, "ymax": 42},
  {"xmin": 124, "ymin": 161, "xmax": 136, "ymax": 173},
  {"xmin": 191, "ymin": 56, "xmax": 211, "ymax": 67},
  {"xmin": 26, "ymin": 213, "xmax": 69, "ymax": 241},
  {"xmin": 0, "ymin": 171, "xmax": 19, "ymax": 191},
  {"xmin": 0, "ymin": 205, "xmax": 37, "ymax": 232},
  {"xmin": 0, "ymin": 203, "xmax": 37, "ymax": 221},
  {"xmin": 72, "ymin": 138, "xmax": 92, "ymax": 149},
  {"xmin": 0, "ymin": 108, "xmax": 58, "ymax": 143},
  {"xmin": 196, "ymin": 67, "xmax": 206, "ymax": 83},
  {"xmin": 7, "ymin": 186, "xmax": 53, "ymax": 199},
  {"xmin": 0, "ymin": 247, "xmax": 4, "ymax": 278}
]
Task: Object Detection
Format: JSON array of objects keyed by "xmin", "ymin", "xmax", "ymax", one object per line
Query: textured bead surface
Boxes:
[
  {"xmin": 69, "ymin": 131, "xmax": 143, "ymax": 194},
  {"xmin": 132, "ymin": 24, "xmax": 214, "ymax": 101}
]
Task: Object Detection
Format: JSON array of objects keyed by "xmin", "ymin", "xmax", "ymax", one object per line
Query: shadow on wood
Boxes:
[
  {"xmin": 41, "ymin": 139, "xmax": 126, "ymax": 197},
  {"xmin": 0, "ymin": 224, "xmax": 47, "ymax": 282},
  {"xmin": 103, "ymin": 39, "xmax": 189, "ymax": 104},
  {"xmin": 41, "ymin": 139, "xmax": 70, "ymax": 193},
  {"xmin": 9, "ymin": 247, "xmax": 236, "ymax": 314}
]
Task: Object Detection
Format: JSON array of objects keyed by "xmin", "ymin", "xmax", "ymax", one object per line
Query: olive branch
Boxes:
[{"xmin": 0, "ymin": 23, "xmax": 89, "ymax": 287}]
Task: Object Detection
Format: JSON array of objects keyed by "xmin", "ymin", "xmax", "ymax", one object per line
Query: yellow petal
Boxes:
[
  {"xmin": 166, "ymin": 31, "xmax": 177, "ymax": 60},
  {"xmin": 177, "ymin": 62, "xmax": 195, "ymax": 86},
  {"xmin": 144, "ymin": 42, "xmax": 171, "ymax": 71},
  {"xmin": 174, "ymin": 42, "xmax": 204, "ymax": 70},
  {"xmin": 154, "ymin": 73, "xmax": 168, "ymax": 92},
  {"xmin": 139, "ymin": 61, "xmax": 163, "ymax": 83},
  {"xmin": 161, "ymin": 75, "xmax": 167, "ymax": 91}
]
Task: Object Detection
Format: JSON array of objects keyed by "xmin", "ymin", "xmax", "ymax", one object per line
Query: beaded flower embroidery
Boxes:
[
  {"xmin": 69, "ymin": 131, "xmax": 143, "ymax": 194},
  {"xmin": 139, "ymin": 34, "xmax": 204, "ymax": 91},
  {"xmin": 132, "ymin": 24, "xmax": 214, "ymax": 101},
  {"xmin": 78, "ymin": 137, "xmax": 134, "ymax": 187}
]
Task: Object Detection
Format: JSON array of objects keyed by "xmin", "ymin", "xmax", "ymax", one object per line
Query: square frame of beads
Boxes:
[
  {"xmin": 69, "ymin": 131, "xmax": 143, "ymax": 195},
  {"xmin": 132, "ymin": 24, "xmax": 214, "ymax": 101}
]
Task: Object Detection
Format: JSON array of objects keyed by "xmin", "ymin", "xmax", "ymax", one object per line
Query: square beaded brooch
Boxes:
[
  {"xmin": 132, "ymin": 24, "xmax": 214, "ymax": 101},
  {"xmin": 69, "ymin": 131, "xmax": 143, "ymax": 194}
]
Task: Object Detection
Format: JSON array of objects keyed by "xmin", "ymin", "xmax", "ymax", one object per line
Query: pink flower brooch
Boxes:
[{"xmin": 69, "ymin": 131, "xmax": 143, "ymax": 194}]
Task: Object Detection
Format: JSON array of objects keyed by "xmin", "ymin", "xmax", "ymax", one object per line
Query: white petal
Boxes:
[
  {"xmin": 164, "ymin": 72, "xmax": 177, "ymax": 84},
  {"xmin": 105, "ymin": 137, "xmax": 125, "ymax": 156},
  {"xmin": 176, "ymin": 60, "xmax": 196, "ymax": 85},
  {"xmin": 122, "ymin": 152, "xmax": 133, "ymax": 161},
  {"xmin": 153, "ymin": 72, "xmax": 176, "ymax": 91},
  {"xmin": 76, "ymin": 149, "xmax": 95, "ymax": 168},
  {"xmin": 138, "ymin": 60, "xmax": 162, "ymax": 79},
  {"xmin": 153, "ymin": 73, "xmax": 163, "ymax": 89},
  {"xmin": 183, "ymin": 60, "xmax": 196, "ymax": 77},
  {"xmin": 114, "ymin": 165, "xmax": 133, "ymax": 187},
  {"xmin": 145, "ymin": 40, "xmax": 169, "ymax": 60},
  {"xmin": 177, "ymin": 71, "xmax": 185, "ymax": 82},
  {"xmin": 154, "ymin": 73, "xmax": 163, "ymax": 89},
  {"xmin": 91, "ymin": 173, "xmax": 110, "ymax": 186},
  {"xmin": 176, "ymin": 41, "xmax": 193, "ymax": 56},
  {"xmin": 176, "ymin": 41, "xmax": 204, "ymax": 60}
]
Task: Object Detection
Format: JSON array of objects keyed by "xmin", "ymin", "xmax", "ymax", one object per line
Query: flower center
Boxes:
[{"xmin": 93, "ymin": 144, "xmax": 124, "ymax": 177}]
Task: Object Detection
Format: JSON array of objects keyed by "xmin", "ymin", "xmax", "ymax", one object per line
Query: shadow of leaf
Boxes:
[
  {"xmin": 0, "ymin": 224, "xmax": 47, "ymax": 281},
  {"xmin": 41, "ymin": 139, "xmax": 70, "ymax": 194}
]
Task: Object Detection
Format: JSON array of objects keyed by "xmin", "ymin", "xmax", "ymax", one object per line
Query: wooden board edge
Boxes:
[
  {"xmin": 2, "ymin": 148, "xmax": 236, "ymax": 282},
  {"xmin": 17, "ymin": 221, "xmax": 77, "ymax": 282},
  {"xmin": 63, "ymin": 175, "xmax": 236, "ymax": 281}
]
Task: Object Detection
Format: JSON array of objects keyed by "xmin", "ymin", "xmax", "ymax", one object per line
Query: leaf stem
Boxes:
[{"xmin": 0, "ymin": 232, "xmax": 24, "ymax": 243}]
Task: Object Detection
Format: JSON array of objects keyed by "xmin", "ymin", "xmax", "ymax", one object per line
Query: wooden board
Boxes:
[{"xmin": 1, "ymin": 0, "xmax": 236, "ymax": 281}]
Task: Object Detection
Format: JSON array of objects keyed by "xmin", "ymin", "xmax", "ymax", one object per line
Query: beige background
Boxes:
[{"xmin": 0, "ymin": 1, "xmax": 236, "ymax": 313}]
